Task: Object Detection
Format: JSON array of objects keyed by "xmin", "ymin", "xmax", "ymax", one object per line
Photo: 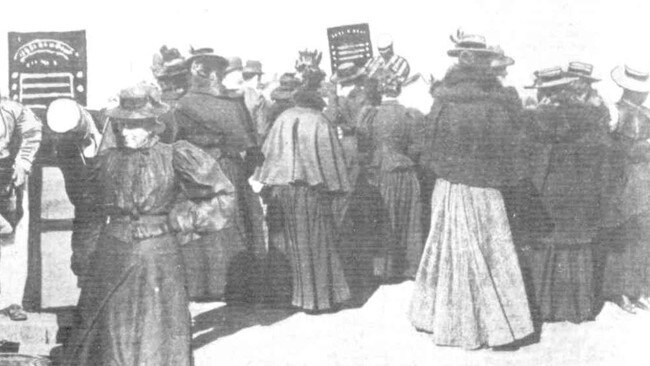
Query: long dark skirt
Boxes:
[
  {"xmin": 61, "ymin": 232, "xmax": 191, "ymax": 366},
  {"xmin": 602, "ymin": 212, "xmax": 650, "ymax": 299},
  {"xmin": 181, "ymin": 227, "xmax": 251, "ymax": 302},
  {"xmin": 520, "ymin": 242, "xmax": 595, "ymax": 323},
  {"xmin": 182, "ymin": 151, "xmax": 265, "ymax": 301},
  {"xmin": 268, "ymin": 184, "xmax": 350, "ymax": 311},
  {"xmin": 375, "ymin": 168, "xmax": 424, "ymax": 279}
]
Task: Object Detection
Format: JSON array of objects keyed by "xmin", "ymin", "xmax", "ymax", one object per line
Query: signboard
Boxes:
[
  {"xmin": 8, "ymin": 30, "xmax": 87, "ymax": 110},
  {"xmin": 327, "ymin": 23, "xmax": 373, "ymax": 74}
]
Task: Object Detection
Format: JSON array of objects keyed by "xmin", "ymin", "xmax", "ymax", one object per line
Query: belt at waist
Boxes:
[{"xmin": 105, "ymin": 214, "xmax": 172, "ymax": 241}]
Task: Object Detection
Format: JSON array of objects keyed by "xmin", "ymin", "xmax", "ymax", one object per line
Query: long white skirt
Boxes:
[{"xmin": 409, "ymin": 179, "xmax": 534, "ymax": 349}]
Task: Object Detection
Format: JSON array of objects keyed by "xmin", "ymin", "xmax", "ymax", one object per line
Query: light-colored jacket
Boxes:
[{"xmin": 0, "ymin": 99, "xmax": 43, "ymax": 172}]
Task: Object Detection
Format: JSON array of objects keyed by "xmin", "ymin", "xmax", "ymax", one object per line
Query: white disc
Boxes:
[{"xmin": 47, "ymin": 98, "xmax": 81, "ymax": 133}]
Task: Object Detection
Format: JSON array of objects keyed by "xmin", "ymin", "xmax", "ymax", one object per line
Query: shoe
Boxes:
[
  {"xmin": 632, "ymin": 300, "xmax": 649, "ymax": 311},
  {"xmin": 615, "ymin": 296, "xmax": 637, "ymax": 314},
  {"xmin": 0, "ymin": 304, "xmax": 28, "ymax": 321}
]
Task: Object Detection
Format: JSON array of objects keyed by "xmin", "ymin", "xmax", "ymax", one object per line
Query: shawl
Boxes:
[{"xmin": 254, "ymin": 105, "xmax": 351, "ymax": 192}]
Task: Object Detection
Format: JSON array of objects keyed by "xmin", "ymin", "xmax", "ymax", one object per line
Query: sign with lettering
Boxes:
[
  {"xmin": 8, "ymin": 30, "xmax": 87, "ymax": 110},
  {"xmin": 327, "ymin": 23, "xmax": 373, "ymax": 74}
]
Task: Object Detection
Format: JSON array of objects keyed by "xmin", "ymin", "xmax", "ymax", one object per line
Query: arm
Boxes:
[
  {"xmin": 2, "ymin": 102, "xmax": 42, "ymax": 186},
  {"xmin": 168, "ymin": 140, "xmax": 236, "ymax": 234}
]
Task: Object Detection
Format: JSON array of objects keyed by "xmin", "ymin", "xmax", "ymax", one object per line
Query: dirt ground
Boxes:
[{"xmin": 190, "ymin": 281, "xmax": 649, "ymax": 366}]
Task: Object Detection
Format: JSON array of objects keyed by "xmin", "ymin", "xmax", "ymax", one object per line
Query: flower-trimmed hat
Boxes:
[
  {"xmin": 106, "ymin": 85, "xmax": 169, "ymax": 121},
  {"xmin": 331, "ymin": 62, "xmax": 366, "ymax": 84},
  {"xmin": 448, "ymin": 29, "xmax": 502, "ymax": 57},
  {"xmin": 186, "ymin": 47, "xmax": 229, "ymax": 72},
  {"xmin": 152, "ymin": 46, "xmax": 189, "ymax": 79}
]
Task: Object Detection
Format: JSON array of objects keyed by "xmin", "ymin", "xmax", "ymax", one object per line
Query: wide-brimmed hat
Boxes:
[
  {"xmin": 330, "ymin": 62, "xmax": 366, "ymax": 84},
  {"xmin": 226, "ymin": 57, "xmax": 243, "ymax": 74},
  {"xmin": 186, "ymin": 47, "xmax": 228, "ymax": 71},
  {"xmin": 448, "ymin": 29, "xmax": 501, "ymax": 57},
  {"xmin": 611, "ymin": 64, "xmax": 650, "ymax": 92},
  {"xmin": 152, "ymin": 46, "xmax": 189, "ymax": 79},
  {"xmin": 243, "ymin": 60, "xmax": 263, "ymax": 75},
  {"xmin": 524, "ymin": 66, "xmax": 579, "ymax": 89},
  {"xmin": 106, "ymin": 86, "xmax": 170, "ymax": 122},
  {"xmin": 271, "ymin": 73, "xmax": 301, "ymax": 101},
  {"xmin": 565, "ymin": 61, "xmax": 600, "ymax": 82}
]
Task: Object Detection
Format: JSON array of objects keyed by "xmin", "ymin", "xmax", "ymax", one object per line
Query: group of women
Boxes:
[{"xmin": 51, "ymin": 28, "xmax": 650, "ymax": 365}]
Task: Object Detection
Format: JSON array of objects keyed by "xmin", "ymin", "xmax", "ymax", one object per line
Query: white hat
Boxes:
[
  {"xmin": 611, "ymin": 64, "xmax": 650, "ymax": 92},
  {"xmin": 377, "ymin": 34, "xmax": 393, "ymax": 50}
]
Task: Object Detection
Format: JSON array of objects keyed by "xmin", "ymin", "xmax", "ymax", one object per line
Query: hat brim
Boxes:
[
  {"xmin": 565, "ymin": 71, "xmax": 600, "ymax": 82},
  {"xmin": 447, "ymin": 48, "xmax": 501, "ymax": 57},
  {"xmin": 330, "ymin": 69, "xmax": 366, "ymax": 84},
  {"xmin": 491, "ymin": 56, "xmax": 515, "ymax": 69},
  {"xmin": 105, "ymin": 103, "xmax": 170, "ymax": 120},
  {"xmin": 242, "ymin": 68, "xmax": 263, "ymax": 75},
  {"xmin": 611, "ymin": 66, "xmax": 650, "ymax": 92},
  {"xmin": 523, "ymin": 77, "xmax": 579, "ymax": 89},
  {"xmin": 186, "ymin": 54, "xmax": 229, "ymax": 70}
]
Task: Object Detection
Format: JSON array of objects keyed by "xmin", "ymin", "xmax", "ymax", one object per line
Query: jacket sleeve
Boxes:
[
  {"xmin": 3, "ymin": 101, "xmax": 42, "ymax": 172},
  {"xmin": 168, "ymin": 140, "xmax": 236, "ymax": 234}
]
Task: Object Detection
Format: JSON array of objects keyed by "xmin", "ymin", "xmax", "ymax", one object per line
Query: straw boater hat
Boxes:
[
  {"xmin": 105, "ymin": 86, "xmax": 169, "ymax": 134},
  {"xmin": 186, "ymin": 47, "xmax": 229, "ymax": 71},
  {"xmin": 330, "ymin": 62, "xmax": 366, "ymax": 84},
  {"xmin": 565, "ymin": 61, "xmax": 600, "ymax": 82},
  {"xmin": 243, "ymin": 60, "xmax": 264, "ymax": 75},
  {"xmin": 448, "ymin": 29, "xmax": 501, "ymax": 57},
  {"xmin": 611, "ymin": 64, "xmax": 650, "ymax": 92},
  {"xmin": 524, "ymin": 66, "xmax": 579, "ymax": 89}
]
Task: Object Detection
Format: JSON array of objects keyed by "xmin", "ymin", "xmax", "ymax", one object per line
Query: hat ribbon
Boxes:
[
  {"xmin": 120, "ymin": 96, "xmax": 149, "ymax": 110},
  {"xmin": 625, "ymin": 66, "xmax": 650, "ymax": 82}
]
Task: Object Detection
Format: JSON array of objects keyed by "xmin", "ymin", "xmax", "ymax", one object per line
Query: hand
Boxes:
[{"xmin": 11, "ymin": 166, "xmax": 29, "ymax": 187}]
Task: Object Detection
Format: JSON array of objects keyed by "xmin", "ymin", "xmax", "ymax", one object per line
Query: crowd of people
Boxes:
[{"xmin": 1, "ymin": 27, "xmax": 648, "ymax": 365}]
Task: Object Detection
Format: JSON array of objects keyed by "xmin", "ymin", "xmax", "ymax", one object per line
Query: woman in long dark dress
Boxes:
[
  {"xmin": 523, "ymin": 66, "xmax": 613, "ymax": 323},
  {"xmin": 601, "ymin": 64, "xmax": 650, "ymax": 312},
  {"xmin": 61, "ymin": 86, "xmax": 235, "ymax": 366},
  {"xmin": 410, "ymin": 34, "xmax": 533, "ymax": 349},
  {"xmin": 254, "ymin": 86, "xmax": 352, "ymax": 311},
  {"xmin": 355, "ymin": 77, "xmax": 424, "ymax": 281}
]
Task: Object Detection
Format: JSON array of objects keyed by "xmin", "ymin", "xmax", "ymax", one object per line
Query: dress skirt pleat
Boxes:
[
  {"xmin": 271, "ymin": 184, "xmax": 350, "ymax": 311},
  {"xmin": 409, "ymin": 178, "xmax": 534, "ymax": 349}
]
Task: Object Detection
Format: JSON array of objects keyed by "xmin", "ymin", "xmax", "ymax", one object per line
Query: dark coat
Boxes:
[
  {"xmin": 604, "ymin": 100, "xmax": 650, "ymax": 227},
  {"xmin": 421, "ymin": 66, "xmax": 528, "ymax": 188},
  {"xmin": 174, "ymin": 86, "xmax": 258, "ymax": 156},
  {"xmin": 528, "ymin": 100, "xmax": 613, "ymax": 245}
]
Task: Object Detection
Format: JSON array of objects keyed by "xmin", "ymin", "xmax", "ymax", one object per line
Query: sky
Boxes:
[{"xmin": 1, "ymin": 0, "xmax": 649, "ymax": 108}]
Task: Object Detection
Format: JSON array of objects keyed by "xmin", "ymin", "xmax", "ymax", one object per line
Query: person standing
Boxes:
[
  {"xmin": 364, "ymin": 34, "xmax": 410, "ymax": 86},
  {"xmin": 409, "ymin": 32, "xmax": 533, "ymax": 350},
  {"xmin": 601, "ymin": 64, "xmax": 650, "ymax": 313},
  {"xmin": 241, "ymin": 60, "xmax": 269, "ymax": 142},
  {"xmin": 254, "ymin": 81, "xmax": 352, "ymax": 312},
  {"xmin": 0, "ymin": 98, "xmax": 42, "ymax": 321},
  {"xmin": 60, "ymin": 86, "xmax": 235, "ymax": 366},
  {"xmin": 173, "ymin": 47, "xmax": 265, "ymax": 302},
  {"xmin": 355, "ymin": 73, "xmax": 424, "ymax": 281},
  {"xmin": 522, "ymin": 65, "xmax": 613, "ymax": 323}
]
